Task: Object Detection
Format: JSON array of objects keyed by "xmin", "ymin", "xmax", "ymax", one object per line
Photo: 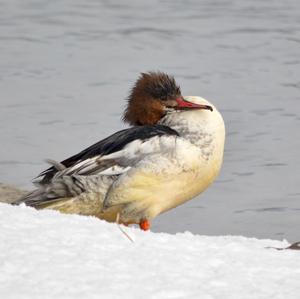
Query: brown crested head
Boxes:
[{"xmin": 123, "ymin": 72, "xmax": 182, "ymax": 126}]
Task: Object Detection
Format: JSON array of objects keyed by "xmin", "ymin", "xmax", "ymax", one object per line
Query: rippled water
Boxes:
[{"xmin": 1, "ymin": 0, "xmax": 299, "ymax": 240}]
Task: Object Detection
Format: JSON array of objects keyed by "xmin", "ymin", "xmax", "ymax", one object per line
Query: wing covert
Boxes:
[{"xmin": 36, "ymin": 124, "xmax": 179, "ymax": 184}]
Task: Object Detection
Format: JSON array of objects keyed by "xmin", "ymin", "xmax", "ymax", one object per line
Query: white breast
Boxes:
[
  {"xmin": 160, "ymin": 96, "xmax": 225, "ymax": 163},
  {"xmin": 103, "ymin": 96, "xmax": 225, "ymax": 222}
]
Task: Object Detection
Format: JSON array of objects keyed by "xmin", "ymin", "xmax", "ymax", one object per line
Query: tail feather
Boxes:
[
  {"xmin": 12, "ymin": 188, "xmax": 49, "ymax": 208},
  {"xmin": 33, "ymin": 159, "xmax": 66, "ymax": 186},
  {"xmin": 12, "ymin": 175, "xmax": 84, "ymax": 208},
  {"xmin": 12, "ymin": 171, "xmax": 116, "ymax": 219}
]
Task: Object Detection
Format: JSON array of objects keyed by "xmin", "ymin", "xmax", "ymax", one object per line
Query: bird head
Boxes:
[{"xmin": 123, "ymin": 72, "xmax": 213, "ymax": 125}]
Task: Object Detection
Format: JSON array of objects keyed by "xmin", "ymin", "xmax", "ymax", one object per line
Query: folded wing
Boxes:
[{"xmin": 14, "ymin": 125, "xmax": 179, "ymax": 211}]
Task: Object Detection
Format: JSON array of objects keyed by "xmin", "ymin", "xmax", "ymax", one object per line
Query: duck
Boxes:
[{"xmin": 14, "ymin": 72, "xmax": 225, "ymax": 231}]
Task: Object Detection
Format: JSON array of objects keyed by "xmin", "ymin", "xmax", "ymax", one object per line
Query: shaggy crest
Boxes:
[{"xmin": 123, "ymin": 72, "xmax": 182, "ymax": 126}]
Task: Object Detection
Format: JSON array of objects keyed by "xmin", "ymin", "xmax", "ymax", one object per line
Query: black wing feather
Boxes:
[{"xmin": 38, "ymin": 124, "xmax": 179, "ymax": 184}]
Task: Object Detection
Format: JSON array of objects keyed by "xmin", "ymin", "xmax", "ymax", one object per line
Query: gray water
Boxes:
[{"xmin": 1, "ymin": 0, "xmax": 299, "ymax": 241}]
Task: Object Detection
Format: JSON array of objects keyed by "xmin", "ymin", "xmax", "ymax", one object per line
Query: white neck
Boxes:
[{"xmin": 159, "ymin": 96, "xmax": 225, "ymax": 161}]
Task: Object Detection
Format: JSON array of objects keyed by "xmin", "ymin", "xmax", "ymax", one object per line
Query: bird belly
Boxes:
[{"xmin": 104, "ymin": 154, "xmax": 223, "ymax": 223}]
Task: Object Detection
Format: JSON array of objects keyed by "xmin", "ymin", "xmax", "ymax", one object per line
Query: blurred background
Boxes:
[{"xmin": 0, "ymin": 0, "xmax": 299, "ymax": 240}]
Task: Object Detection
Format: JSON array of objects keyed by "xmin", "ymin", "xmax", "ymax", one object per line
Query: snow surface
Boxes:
[{"xmin": 1, "ymin": 203, "xmax": 300, "ymax": 299}]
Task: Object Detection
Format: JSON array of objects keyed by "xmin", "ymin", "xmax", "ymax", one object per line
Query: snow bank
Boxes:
[{"xmin": 0, "ymin": 203, "xmax": 299, "ymax": 299}]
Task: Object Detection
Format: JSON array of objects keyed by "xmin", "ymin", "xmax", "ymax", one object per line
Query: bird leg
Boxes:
[{"xmin": 139, "ymin": 219, "xmax": 151, "ymax": 231}]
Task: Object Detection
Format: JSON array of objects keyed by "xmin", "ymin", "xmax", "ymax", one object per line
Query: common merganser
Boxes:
[{"xmin": 14, "ymin": 72, "xmax": 225, "ymax": 231}]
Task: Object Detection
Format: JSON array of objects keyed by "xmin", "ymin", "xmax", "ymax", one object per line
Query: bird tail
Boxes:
[
  {"xmin": 12, "ymin": 159, "xmax": 68, "ymax": 208},
  {"xmin": 11, "ymin": 187, "xmax": 62, "ymax": 209}
]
